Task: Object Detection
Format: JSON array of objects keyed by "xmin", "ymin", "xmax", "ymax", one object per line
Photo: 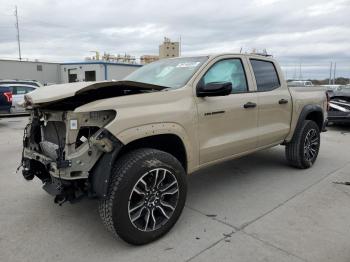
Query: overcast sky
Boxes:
[{"xmin": 0, "ymin": 0, "xmax": 349, "ymax": 79}]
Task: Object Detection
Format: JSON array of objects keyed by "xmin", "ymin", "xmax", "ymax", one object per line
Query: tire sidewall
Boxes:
[
  {"xmin": 299, "ymin": 121, "xmax": 320, "ymax": 168},
  {"xmin": 110, "ymin": 149, "xmax": 187, "ymax": 245}
]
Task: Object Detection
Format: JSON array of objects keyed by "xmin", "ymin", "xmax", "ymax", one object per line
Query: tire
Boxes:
[
  {"xmin": 285, "ymin": 120, "xmax": 320, "ymax": 169},
  {"xmin": 99, "ymin": 148, "xmax": 187, "ymax": 245}
]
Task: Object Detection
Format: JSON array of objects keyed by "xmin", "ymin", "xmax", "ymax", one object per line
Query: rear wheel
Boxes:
[
  {"xmin": 99, "ymin": 148, "xmax": 187, "ymax": 245},
  {"xmin": 285, "ymin": 120, "xmax": 320, "ymax": 169}
]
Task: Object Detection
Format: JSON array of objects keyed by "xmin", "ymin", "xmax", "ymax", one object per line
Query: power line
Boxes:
[{"xmin": 14, "ymin": 5, "xmax": 22, "ymax": 61}]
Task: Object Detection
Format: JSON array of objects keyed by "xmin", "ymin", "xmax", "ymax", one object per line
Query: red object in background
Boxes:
[{"xmin": 3, "ymin": 91, "xmax": 12, "ymax": 102}]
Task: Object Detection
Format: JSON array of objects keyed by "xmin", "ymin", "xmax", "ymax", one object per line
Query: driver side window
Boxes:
[{"xmin": 202, "ymin": 59, "xmax": 248, "ymax": 94}]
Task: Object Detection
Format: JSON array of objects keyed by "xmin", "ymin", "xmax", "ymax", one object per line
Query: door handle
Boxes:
[
  {"xmin": 243, "ymin": 102, "xmax": 257, "ymax": 109},
  {"xmin": 279, "ymin": 99, "xmax": 288, "ymax": 104}
]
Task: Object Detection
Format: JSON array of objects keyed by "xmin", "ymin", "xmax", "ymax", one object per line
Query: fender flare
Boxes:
[
  {"xmin": 90, "ymin": 124, "xmax": 194, "ymax": 198},
  {"xmin": 292, "ymin": 104, "xmax": 324, "ymax": 139},
  {"xmin": 90, "ymin": 129, "xmax": 124, "ymax": 198},
  {"xmin": 115, "ymin": 122, "xmax": 195, "ymax": 167}
]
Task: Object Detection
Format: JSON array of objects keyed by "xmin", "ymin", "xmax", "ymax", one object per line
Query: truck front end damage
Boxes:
[
  {"xmin": 328, "ymin": 93, "xmax": 350, "ymax": 124},
  {"xmin": 21, "ymin": 108, "xmax": 120, "ymax": 204}
]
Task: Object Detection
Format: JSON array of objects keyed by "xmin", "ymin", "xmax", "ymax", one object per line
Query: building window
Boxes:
[
  {"xmin": 85, "ymin": 71, "xmax": 96, "ymax": 81},
  {"xmin": 37, "ymin": 65, "xmax": 43, "ymax": 71}
]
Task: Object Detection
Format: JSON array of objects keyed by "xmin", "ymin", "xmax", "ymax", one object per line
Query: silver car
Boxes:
[{"xmin": 0, "ymin": 84, "xmax": 38, "ymax": 113}]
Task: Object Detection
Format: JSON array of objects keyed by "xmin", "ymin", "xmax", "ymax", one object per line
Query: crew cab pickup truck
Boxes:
[{"xmin": 20, "ymin": 54, "xmax": 327, "ymax": 245}]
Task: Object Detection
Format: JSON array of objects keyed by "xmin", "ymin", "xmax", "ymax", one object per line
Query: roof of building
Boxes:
[{"xmin": 60, "ymin": 61, "xmax": 142, "ymax": 67}]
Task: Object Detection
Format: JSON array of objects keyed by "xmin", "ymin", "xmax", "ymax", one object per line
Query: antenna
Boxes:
[{"xmin": 14, "ymin": 6, "xmax": 22, "ymax": 61}]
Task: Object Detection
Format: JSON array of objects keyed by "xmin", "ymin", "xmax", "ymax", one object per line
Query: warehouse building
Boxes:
[
  {"xmin": 0, "ymin": 59, "xmax": 60, "ymax": 84},
  {"xmin": 60, "ymin": 61, "xmax": 141, "ymax": 83},
  {"xmin": 0, "ymin": 59, "xmax": 142, "ymax": 85}
]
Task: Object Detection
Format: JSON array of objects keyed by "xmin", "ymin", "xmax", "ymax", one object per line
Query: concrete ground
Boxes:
[{"xmin": 1, "ymin": 117, "xmax": 350, "ymax": 262}]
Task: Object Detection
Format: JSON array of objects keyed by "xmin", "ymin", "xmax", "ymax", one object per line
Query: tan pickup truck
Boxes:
[{"xmin": 20, "ymin": 53, "xmax": 327, "ymax": 244}]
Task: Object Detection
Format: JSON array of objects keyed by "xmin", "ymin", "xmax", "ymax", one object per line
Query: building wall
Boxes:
[
  {"xmin": 60, "ymin": 64, "xmax": 105, "ymax": 83},
  {"xmin": 60, "ymin": 62, "xmax": 141, "ymax": 83},
  {"xmin": 159, "ymin": 40, "xmax": 180, "ymax": 59},
  {"xmin": 107, "ymin": 64, "xmax": 141, "ymax": 80},
  {"xmin": 0, "ymin": 60, "xmax": 142, "ymax": 85},
  {"xmin": 0, "ymin": 59, "xmax": 60, "ymax": 85}
]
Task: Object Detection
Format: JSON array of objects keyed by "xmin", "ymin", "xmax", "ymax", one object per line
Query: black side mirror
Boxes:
[{"xmin": 197, "ymin": 81, "xmax": 232, "ymax": 97}]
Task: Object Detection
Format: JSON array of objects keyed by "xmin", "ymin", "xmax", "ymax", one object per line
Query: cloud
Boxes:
[
  {"xmin": 101, "ymin": 24, "xmax": 167, "ymax": 38},
  {"xmin": 0, "ymin": 0, "xmax": 349, "ymax": 78}
]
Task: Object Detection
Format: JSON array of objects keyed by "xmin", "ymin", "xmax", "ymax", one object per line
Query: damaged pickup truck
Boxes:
[
  {"xmin": 327, "ymin": 86, "xmax": 350, "ymax": 124},
  {"xmin": 20, "ymin": 54, "xmax": 328, "ymax": 245}
]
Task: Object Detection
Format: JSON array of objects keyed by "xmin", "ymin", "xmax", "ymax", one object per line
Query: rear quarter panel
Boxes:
[{"xmin": 285, "ymin": 86, "xmax": 327, "ymax": 142}]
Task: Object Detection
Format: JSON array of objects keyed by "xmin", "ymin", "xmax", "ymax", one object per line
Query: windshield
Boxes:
[{"xmin": 125, "ymin": 56, "xmax": 208, "ymax": 88}]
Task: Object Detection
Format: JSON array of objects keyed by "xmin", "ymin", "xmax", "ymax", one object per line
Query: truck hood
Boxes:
[{"xmin": 25, "ymin": 80, "xmax": 166, "ymax": 109}]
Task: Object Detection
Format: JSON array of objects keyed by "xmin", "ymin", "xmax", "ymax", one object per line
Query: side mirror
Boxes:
[{"xmin": 197, "ymin": 82, "xmax": 232, "ymax": 97}]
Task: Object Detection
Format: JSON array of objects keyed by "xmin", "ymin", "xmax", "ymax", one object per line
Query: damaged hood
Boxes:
[{"xmin": 25, "ymin": 80, "xmax": 166, "ymax": 105}]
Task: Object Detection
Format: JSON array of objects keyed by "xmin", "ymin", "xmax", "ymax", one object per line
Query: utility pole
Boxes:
[
  {"xmin": 14, "ymin": 6, "xmax": 22, "ymax": 61},
  {"xmin": 329, "ymin": 62, "xmax": 333, "ymax": 85},
  {"xmin": 293, "ymin": 65, "xmax": 297, "ymax": 80},
  {"xmin": 179, "ymin": 35, "xmax": 181, "ymax": 56},
  {"xmin": 333, "ymin": 62, "xmax": 337, "ymax": 85}
]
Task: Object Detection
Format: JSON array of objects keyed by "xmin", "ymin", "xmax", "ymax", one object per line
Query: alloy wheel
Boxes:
[
  {"xmin": 128, "ymin": 168, "xmax": 179, "ymax": 232},
  {"xmin": 303, "ymin": 128, "xmax": 319, "ymax": 162}
]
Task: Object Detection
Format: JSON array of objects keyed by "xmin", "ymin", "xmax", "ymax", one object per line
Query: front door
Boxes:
[{"xmin": 196, "ymin": 57, "xmax": 259, "ymax": 164}]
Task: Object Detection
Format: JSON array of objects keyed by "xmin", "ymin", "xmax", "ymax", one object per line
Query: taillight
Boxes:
[{"xmin": 3, "ymin": 92, "xmax": 12, "ymax": 103}]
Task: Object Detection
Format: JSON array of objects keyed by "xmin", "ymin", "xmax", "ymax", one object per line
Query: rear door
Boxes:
[
  {"xmin": 195, "ymin": 56, "xmax": 259, "ymax": 164},
  {"xmin": 249, "ymin": 59, "xmax": 292, "ymax": 147}
]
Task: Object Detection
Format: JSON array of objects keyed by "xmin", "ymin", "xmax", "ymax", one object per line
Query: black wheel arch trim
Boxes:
[
  {"xmin": 90, "ymin": 129, "xmax": 124, "ymax": 198},
  {"xmin": 294, "ymin": 104, "xmax": 325, "ymax": 137}
]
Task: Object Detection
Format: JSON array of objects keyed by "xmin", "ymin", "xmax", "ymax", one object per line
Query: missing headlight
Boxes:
[{"xmin": 75, "ymin": 126, "xmax": 100, "ymax": 148}]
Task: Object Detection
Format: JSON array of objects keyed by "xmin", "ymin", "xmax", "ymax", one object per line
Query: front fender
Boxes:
[{"xmin": 112, "ymin": 122, "xmax": 196, "ymax": 172}]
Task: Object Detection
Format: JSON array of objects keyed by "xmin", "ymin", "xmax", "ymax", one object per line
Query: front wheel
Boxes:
[
  {"xmin": 285, "ymin": 120, "xmax": 321, "ymax": 169},
  {"xmin": 99, "ymin": 148, "xmax": 187, "ymax": 245}
]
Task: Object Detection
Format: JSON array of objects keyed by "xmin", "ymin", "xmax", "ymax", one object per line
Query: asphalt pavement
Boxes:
[{"xmin": 1, "ymin": 117, "xmax": 350, "ymax": 262}]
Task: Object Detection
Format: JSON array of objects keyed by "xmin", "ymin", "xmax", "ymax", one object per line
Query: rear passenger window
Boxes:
[{"xmin": 250, "ymin": 59, "xmax": 280, "ymax": 92}]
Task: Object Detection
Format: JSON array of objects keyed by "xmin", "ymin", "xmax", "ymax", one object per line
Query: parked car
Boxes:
[
  {"xmin": 0, "ymin": 79, "xmax": 43, "ymax": 88},
  {"xmin": 0, "ymin": 84, "xmax": 38, "ymax": 114},
  {"xmin": 287, "ymin": 80, "xmax": 313, "ymax": 87},
  {"xmin": 0, "ymin": 86, "xmax": 12, "ymax": 114},
  {"xmin": 19, "ymin": 53, "xmax": 327, "ymax": 245},
  {"xmin": 327, "ymin": 85, "xmax": 350, "ymax": 124}
]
